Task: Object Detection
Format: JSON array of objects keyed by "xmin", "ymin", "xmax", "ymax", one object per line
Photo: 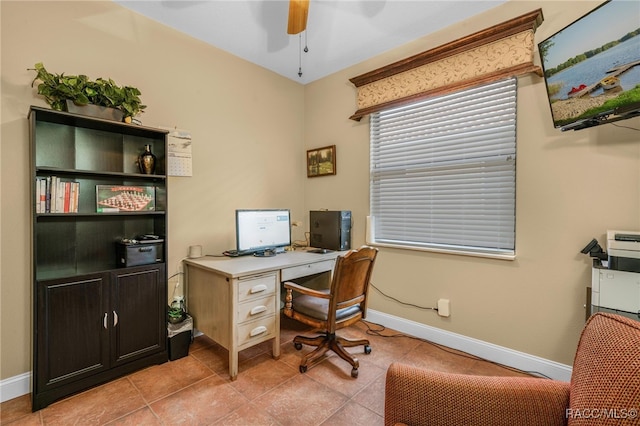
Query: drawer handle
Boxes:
[
  {"xmin": 250, "ymin": 325, "xmax": 267, "ymax": 337},
  {"xmin": 250, "ymin": 284, "xmax": 267, "ymax": 294},
  {"xmin": 250, "ymin": 305, "xmax": 267, "ymax": 316}
]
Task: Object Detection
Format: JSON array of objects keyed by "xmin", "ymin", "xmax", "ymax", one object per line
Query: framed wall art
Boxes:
[
  {"xmin": 96, "ymin": 185, "xmax": 156, "ymax": 213},
  {"xmin": 307, "ymin": 145, "xmax": 336, "ymax": 177}
]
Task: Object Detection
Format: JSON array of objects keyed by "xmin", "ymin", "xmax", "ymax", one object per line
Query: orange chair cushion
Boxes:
[{"xmin": 568, "ymin": 313, "xmax": 640, "ymax": 425}]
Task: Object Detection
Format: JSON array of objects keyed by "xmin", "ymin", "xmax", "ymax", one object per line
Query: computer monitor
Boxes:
[{"xmin": 235, "ymin": 209, "xmax": 291, "ymax": 255}]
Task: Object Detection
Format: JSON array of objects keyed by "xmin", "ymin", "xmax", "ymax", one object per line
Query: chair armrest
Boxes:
[
  {"xmin": 385, "ymin": 363, "xmax": 569, "ymax": 426},
  {"xmin": 283, "ymin": 281, "xmax": 330, "ymax": 299}
]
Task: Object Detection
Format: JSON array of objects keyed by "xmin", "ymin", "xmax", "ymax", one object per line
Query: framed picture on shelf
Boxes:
[
  {"xmin": 96, "ymin": 185, "xmax": 155, "ymax": 213},
  {"xmin": 307, "ymin": 145, "xmax": 336, "ymax": 177}
]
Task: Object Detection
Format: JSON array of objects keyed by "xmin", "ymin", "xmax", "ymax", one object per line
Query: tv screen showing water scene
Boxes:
[{"xmin": 538, "ymin": 0, "xmax": 640, "ymax": 130}]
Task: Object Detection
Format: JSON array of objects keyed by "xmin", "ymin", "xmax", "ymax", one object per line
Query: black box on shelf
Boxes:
[{"xmin": 116, "ymin": 240, "xmax": 164, "ymax": 267}]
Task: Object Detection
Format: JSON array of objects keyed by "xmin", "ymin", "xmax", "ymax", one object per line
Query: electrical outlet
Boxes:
[{"xmin": 437, "ymin": 299, "xmax": 450, "ymax": 317}]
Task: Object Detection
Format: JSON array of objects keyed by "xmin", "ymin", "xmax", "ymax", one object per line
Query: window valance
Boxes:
[{"xmin": 349, "ymin": 9, "xmax": 543, "ymax": 121}]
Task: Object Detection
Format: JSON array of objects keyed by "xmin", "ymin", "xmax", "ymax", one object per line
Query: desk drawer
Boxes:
[
  {"xmin": 238, "ymin": 274, "xmax": 276, "ymax": 302},
  {"xmin": 238, "ymin": 295, "xmax": 276, "ymax": 323},
  {"xmin": 281, "ymin": 259, "xmax": 335, "ymax": 281},
  {"xmin": 237, "ymin": 316, "xmax": 276, "ymax": 346}
]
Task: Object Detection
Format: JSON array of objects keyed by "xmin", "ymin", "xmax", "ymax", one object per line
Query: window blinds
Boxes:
[{"xmin": 370, "ymin": 78, "xmax": 517, "ymax": 256}]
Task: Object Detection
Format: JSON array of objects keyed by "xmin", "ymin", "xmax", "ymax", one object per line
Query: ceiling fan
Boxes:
[{"xmin": 287, "ymin": 0, "xmax": 309, "ymax": 34}]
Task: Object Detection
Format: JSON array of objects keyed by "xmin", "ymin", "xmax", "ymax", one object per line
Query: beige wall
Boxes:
[
  {"xmin": 1, "ymin": 1, "xmax": 304, "ymax": 380},
  {"xmin": 1, "ymin": 0, "xmax": 639, "ymax": 386},
  {"xmin": 303, "ymin": 0, "xmax": 640, "ymax": 366}
]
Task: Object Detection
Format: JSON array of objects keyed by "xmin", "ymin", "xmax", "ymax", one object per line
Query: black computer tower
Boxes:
[{"xmin": 310, "ymin": 210, "xmax": 351, "ymax": 251}]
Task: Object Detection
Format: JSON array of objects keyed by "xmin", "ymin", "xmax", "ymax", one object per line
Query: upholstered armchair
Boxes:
[{"xmin": 385, "ymin": 312, "xmax": 640, "ymax": 426}]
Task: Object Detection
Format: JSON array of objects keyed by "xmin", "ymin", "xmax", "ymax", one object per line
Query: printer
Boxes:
[{"xmin": 590, "ymin": 230, "xmax": 640, "ymax": 321}]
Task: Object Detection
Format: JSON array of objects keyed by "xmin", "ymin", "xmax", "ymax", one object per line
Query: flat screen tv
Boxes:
[
  {"xmin": 235, "ymin": 209, "xmax": 291, "ymax": 256},
  {"xmin": 538, "ymin": 0, "xmax": 640, "ymax": 131}
]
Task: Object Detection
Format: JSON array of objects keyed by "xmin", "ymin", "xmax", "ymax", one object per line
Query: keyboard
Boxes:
[
  {"xmin": 309, "ymin": 248, "xmax": 333, "ymax": 254},
  {"xmin": 223, "ymin": 249, "xmax": 252, "ymax": 257}
]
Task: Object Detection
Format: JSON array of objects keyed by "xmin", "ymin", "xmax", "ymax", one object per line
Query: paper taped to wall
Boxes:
[{"xmin": 165, "ymin": 128, "xmax": 193, "ymax": 177}]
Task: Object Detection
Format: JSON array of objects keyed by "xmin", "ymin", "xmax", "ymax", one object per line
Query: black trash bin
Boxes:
[{"xmin": 168, "ymin": 314, "xmax": 193, "ymax": 361}]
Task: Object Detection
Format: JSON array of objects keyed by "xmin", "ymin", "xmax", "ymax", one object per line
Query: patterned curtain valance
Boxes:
[{"xmin": 349, "ymin": 9, "xmax": 544, "ymax": 121}]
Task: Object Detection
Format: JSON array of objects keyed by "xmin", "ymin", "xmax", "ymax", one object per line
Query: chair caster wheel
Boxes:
[
  {"xmin": 299, "ymin": 365, "xmax": 307, "ymax": 374},
  {"xmin": 294, "ymin": 342, "xmax": 302, "ymax": 350},
  {"xmin": 351, "ymin": 368, "xmax": 359, "ymax": 378},
  {"xmin": 364, "ymin": 345, "xmax": 371, "ymax": 354}
]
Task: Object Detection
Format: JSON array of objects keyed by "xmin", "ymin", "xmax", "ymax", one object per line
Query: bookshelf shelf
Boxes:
[
  {"xmin": 29, "ymin": 106, "xmax": 169, "ymax": 411},
  {"xmin": 36, "ymin": 211, "xmax": 167, "ymax": 218},
  {"xmin": 36, "ymin": 165, "xmax": 167, "ymax": 180}
]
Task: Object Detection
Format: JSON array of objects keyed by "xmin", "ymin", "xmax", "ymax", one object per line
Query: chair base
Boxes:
[{"xmin": 293, "ymin": 332, "xmax": 371, "ymax": 378}]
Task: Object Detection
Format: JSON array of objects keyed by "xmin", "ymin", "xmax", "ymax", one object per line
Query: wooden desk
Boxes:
[{"xmin": 184, "ymin": 250, "xmax": 341, "ymax": 380}]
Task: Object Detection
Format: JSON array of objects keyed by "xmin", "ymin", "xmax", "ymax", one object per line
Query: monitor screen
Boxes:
[
  {"xmin": 538, "ymin": 0, "xmax": 640, "ymax": 131},
  {"xmin": 235, "ymin": 209, "xmax": 291, "ymax": 254}
]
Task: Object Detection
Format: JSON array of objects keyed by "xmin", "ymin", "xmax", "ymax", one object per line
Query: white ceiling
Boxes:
[{"xmin": 114, "ymin": 0, "xmax": 506, "ymax": 84}]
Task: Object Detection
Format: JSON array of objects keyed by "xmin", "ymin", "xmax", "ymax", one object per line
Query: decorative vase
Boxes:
[{"xmin": 139, "ymin": 144, "xmax": 156, "ymax": 174}]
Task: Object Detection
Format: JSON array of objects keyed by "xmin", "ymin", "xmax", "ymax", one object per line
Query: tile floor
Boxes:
[{"xmin": 1, "ymin": 315, "xmax": 530, "ymax": 425}]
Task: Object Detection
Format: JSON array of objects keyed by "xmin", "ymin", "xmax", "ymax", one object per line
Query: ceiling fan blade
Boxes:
[{"xmin": 287, "ymin": 0, "xmax": 309, "ymax": 35}]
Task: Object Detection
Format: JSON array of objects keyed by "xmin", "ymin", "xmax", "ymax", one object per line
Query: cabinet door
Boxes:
[
  {"xmin": 35, "ymin": 274, "xmax": 109, "ymax": 393},
  {"xmin": 111, "ymin": 264, "xmax": 166, "ymax": 366}
]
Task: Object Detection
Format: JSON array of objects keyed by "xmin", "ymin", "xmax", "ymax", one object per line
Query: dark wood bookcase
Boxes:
[{"xmin": 29, "ymin": 106, "xmax": 169, "ymax": 411}]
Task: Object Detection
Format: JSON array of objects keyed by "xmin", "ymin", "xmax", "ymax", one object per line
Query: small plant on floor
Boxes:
[{"xmin": 167, "ymin": 304, "xmax": 185, "ymax": 324}]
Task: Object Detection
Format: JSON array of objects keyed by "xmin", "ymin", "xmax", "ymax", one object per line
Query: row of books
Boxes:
[{"xmin": 35, "ymin": 176, "xmax": 79, "ymax": 213}]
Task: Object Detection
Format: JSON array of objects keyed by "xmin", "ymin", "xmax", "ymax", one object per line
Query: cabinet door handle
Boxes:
[
  {"xmin": 250, "ymin": 284, "xmax": 267, "ymax": 294},
  {"xmin": 113, "ymin": 310, "xmax": 119, "ymax": 326},
  {"xmin": 250, "ymin": 305, "xmax": 267, "ymax": 316},
  {"xmin": 250, "ymin": 325, "xmax": 267, "ymax": 337},
  {"xmin": 103, "ymin": 313, "xmax": 108, "ymax": 329}
]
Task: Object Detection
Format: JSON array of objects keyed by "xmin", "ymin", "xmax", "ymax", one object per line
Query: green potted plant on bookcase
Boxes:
[{"xmin": 29, "ymin": 62, "xmax": 146, "ymax": 123}]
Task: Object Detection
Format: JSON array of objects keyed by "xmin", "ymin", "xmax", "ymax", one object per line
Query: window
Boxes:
[{"xmin": 369, "ymin": 78, "xmax": 517, "ymax": 258}]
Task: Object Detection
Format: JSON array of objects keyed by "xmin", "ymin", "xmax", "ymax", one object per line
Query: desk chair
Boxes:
[{"xmin": 283, "ymin": 246, "xmax": 378, "ymax": 378}]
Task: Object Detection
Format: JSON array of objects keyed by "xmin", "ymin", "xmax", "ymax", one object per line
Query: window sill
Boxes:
[{"xmin": 366, "ymin": 240, "xmax": 516, "ymax": 261}]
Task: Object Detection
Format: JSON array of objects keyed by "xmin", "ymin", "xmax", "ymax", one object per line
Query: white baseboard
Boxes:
[
  {"xmin": 366, "ymin": 309, "xmax": 572, "ymax": 382},
  {"xmin": 1, "ymin": 310, "xmax": 572, "ymax": 403},
  {"xmin": 0, "ymin": 372, "xmax": 30, "ymax": 403}
]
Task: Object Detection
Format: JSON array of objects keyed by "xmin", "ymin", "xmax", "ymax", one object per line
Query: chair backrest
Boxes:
[
  {"xmin": 568, "ymin": 312, "xmax": 640, "ymax": 425},
  {"xmin": 327, "ymin": 246, "xmax": 378, "ymax": 327}
]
